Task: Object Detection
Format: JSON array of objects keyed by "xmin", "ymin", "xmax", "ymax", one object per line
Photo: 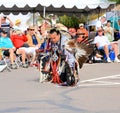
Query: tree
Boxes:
[
  {"xmin": 59, "ymin": 15, "xmax": 87, "ymax": 28},
  {"xmin": 59, "ymin": 15, "xmax": 80, "ymax": 28},
  {"xmin": 108, "ymin": 0, "xmax": 120, "ymax": 4}
]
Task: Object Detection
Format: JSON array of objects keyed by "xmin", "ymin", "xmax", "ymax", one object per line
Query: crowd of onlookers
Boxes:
[
  {"xmin": 0, "ymin": 15, "xmax": 43, "ymax": 69},
  {"xmin": 68, "ymin": 16, "xmax": 120, "ymax": 63},
  {"xmin": 93, "ymin": 16, "xmax": 120, "ymax": 63},
  {"xmin": 0, "ymin": 15, "xmax": 120, "ymax": 71}
]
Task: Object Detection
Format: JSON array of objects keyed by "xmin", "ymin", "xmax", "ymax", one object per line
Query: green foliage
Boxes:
[
  {"xmin": 59, "ymin": 15, "xmax": 87, "ymax": 28},
  {"xmin": 108, "ymin": 0, "xmax": 120, "ymax": 4}
]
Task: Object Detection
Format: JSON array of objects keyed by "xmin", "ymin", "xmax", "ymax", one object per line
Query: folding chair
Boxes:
[
  {"xmin": 14, "ymin": 54, "xmax": 23, "ymax": 68},
  {"xmin": 0, "ymin": 49, "xmax": 11, "ymax": 72},
  {"xmin": 0, "ymin": 59, "xmax": 7, "ymax": 72},
  {"xmin": 0, "ymin": 58, "xmax": 11, "ymax": 72}
]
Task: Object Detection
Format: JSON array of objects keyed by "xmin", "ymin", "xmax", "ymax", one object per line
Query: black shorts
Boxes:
[
  {"xmin": 3, "ymin": 49, "xmax": 16, "ymax": 57},
  {"xmin": 3, "ymin": 50, "xmax": 10, "ymax": 57}
]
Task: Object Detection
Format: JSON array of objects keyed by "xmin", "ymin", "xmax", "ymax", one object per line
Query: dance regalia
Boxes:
[
  {"xmin": 37, "ymin": 33, "xmax": 94, "ymax": 86},
  {"xmin": 50, "ymin": 40, "xmax": 63, "ymax": 84},
  {"xmin": 37, "ymin": 35, "xmax": 75, "ymax": 85}
]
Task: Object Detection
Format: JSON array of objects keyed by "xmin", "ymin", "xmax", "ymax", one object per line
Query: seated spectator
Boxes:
[
  {"xmin": 26, "ymin": 26, "xmax": 41, "ymax": 65},
  {"xmin": 26, "ymin": 26, "xmax": 41, "ymax": 48},
  {"xmin": 0, "ymin": 48, "xmax": 2, "ymax": 60},
  {"xmin": 103, "ymin": 20, "xmax": 114, "ymax": 42},
  {"xmin": 77, "ymin": 23, "xmax": 88, "ymax": 42},
  {"xmin": 11, "ymin": 30, "xmax": 29, "ymax": 48},
  {"xmin": 68, "ymin": 28, "xmax": 76, "ymax": 39},
  {"xmin": 93, "ymin": 27, "xmax": 120, "ymax": 63},
  {"xmin": 11, "ymin": 31, "xmax": 29, "ymax": 68},
  {"xmin": 103, "ymin": 20, "xmax": 120, "ymax": 54},
  {"xmin": 0, "ymin": 30, "xmax": 17, "ymax": 69}
]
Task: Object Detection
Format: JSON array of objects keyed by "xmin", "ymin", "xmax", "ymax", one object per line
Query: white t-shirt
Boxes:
[
  {"xmin": 94, "ymin": 35, "xmax": 110, "ymax": 47},
  {"xmin": 96, "ymin": 20, "xmax": 102, "ymax": 30},
  {"xmin": 96, "ymin": 20, "xmax": 106, "ymax": 31}
]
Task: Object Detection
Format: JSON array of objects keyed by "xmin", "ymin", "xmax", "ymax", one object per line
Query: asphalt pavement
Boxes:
[{"xmin": 0, "ymin": 62, "xmax": 120, "ymax": 113}]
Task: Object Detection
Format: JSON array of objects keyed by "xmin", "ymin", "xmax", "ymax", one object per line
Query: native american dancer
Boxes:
[{"xmin": 36, "ymin": 27, "xmax": 93, "ymax": 86}]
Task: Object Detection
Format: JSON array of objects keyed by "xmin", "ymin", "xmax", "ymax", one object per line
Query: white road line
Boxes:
[
  {"xmin": 93, "ymin": 80, "xmax": 120, "ymax": 84},
  {"xmin": 80, "ymin": 74, "xmax": 120, "ymax": 83},
  {"xmin": 79, "ymin": 83, "xmax": 120, "ymax": 87},
  {"xmin": 78, "ymin": 74, "xmax": 120, "ymax": 87}
]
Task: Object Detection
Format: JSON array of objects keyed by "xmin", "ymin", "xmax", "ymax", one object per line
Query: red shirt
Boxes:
[{"xmin": 11, "ymin": 34, "xmax": 28, "ymax": 48}]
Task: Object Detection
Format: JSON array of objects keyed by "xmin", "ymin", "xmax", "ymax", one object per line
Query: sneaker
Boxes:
[
  {"xmin": 11, "ymin": 63, "xmax": 17, "ymax": 69},
  {"xmin": 22, "ymin": 63, "xmax": 28, "ymax": 68},
  {"xmin": 107, "ymin": 58, "xmax": 112, "ymax": 63},
  {"xmin": 114, "ymin": 58, "xmax": 120, "ymax": 63}
]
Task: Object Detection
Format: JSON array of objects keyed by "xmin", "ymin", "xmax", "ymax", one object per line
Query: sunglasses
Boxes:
[
  {"xmin": 29, "ymin": 29, "xmax": 34, "ymax": 31},
  {"xmin": 98, "ymin": 30, "xmax": 103, "ymax": 32},
  {"xmin": 2, "ymin": 31, "xmax": 7, "ymax": 34}
]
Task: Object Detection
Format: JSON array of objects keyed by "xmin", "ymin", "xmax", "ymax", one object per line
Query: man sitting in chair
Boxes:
[
  {"xmin": 0, "ymin": 29, "xmax": 17, "ymax": 69},
  {"xmin": 93, "ymin": 27, "xmax": 120, "ymax": 63},
  {"xmin": 26, "ymin": 26, "xmax": 41, "ymax": 66}
]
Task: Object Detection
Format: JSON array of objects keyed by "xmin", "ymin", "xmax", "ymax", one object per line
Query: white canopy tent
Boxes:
[
  {"xmin": 0, "ymin": 0, "xmax": 116, "ymax": 27},
  {"xmin": 0, "ymin": 0, "xmax": 116, "ymax": 16}
]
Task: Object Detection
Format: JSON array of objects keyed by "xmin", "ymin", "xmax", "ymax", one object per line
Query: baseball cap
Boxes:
[{"xmin": 79, "ymin": 23, "xmax": 84, "ymax": 27}]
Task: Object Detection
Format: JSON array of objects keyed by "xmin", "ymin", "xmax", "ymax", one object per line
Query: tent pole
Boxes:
[
  {"xmin": 98, "ymin": 7, "xmax": 100, "ymax": 19},
  {"xmin": 33, "ymin": 13, "xmax": 35, "ymax": 26},
  {"xmin": 113, "ymin": 3, "xmax": 116, "ymax": 32},
  {"xmin": 32, "ymin": 8, "xmax": 36, "ymax": 26},
  {"xmin": 43, "ymin": 6, "xmax": 46, "ymax": 18}
]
